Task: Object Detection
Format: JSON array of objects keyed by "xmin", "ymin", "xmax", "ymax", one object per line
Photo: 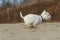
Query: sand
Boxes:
[{"xmin": 0, "ymin": 22, "xmax": 60, "ymax": 40}]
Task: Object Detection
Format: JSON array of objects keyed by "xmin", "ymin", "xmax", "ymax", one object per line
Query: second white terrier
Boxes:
[{"xmin": 20, "ymin": 10, "xmax": 51, "ymax": 28}]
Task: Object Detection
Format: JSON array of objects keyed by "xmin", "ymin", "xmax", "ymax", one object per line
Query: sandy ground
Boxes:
[{"xmin": 0, "ymin": 22, "xmax": 60, "ymax": 40}]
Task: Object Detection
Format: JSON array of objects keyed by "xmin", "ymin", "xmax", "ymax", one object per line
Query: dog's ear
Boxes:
[
  {"xmin": 41, "ymin": 10, "xmax": 46, "ymax": 16},
  {"xmin": 43, "ymin": 10, "xmax": 46, "ymax": 12},
  {"xmin": 43, "ymin": 10, "xmax": 50, "ymax": 15}
]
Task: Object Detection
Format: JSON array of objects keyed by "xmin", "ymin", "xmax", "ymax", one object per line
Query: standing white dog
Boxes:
[{"xmin": 20, "ymin": 10, "xmax": 51, "ymax": 28}]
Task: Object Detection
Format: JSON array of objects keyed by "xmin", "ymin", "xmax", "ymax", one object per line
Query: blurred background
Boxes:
[{"xmin": 0, "ymin": 0, "xmax": 60, "ymax": 23}]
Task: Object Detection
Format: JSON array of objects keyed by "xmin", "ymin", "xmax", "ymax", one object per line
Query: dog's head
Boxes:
[{"xmin": 41, "ymin": 10, "xmax": 51, "ymax": 20}]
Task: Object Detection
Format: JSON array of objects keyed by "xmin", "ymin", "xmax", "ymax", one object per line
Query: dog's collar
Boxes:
[{"xmin": 41, "ymin": 16, "xmax": 44, "ymax": 21}]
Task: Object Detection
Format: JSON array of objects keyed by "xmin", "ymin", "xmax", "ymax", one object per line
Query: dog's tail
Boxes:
[{"xmin": 20, "ymin": 12, "xmax": 24, "ymax": 19}]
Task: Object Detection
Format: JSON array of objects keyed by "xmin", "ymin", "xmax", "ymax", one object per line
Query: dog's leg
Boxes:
[
  {"xmin": 33, "ymin": 23, "xmax": 37, "ymax": 29},
  {"xmin": 29, "ymin": 26, "xmax": 37, "ymax": 29},
  {"xmin": 31, "ymin": 26, "xmax": 34, "ymax": 28}
]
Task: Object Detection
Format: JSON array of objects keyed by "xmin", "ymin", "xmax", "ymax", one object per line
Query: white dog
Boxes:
[{"xmin": 20, "ymin": 10, "xmax": 51, "ymax": 28}]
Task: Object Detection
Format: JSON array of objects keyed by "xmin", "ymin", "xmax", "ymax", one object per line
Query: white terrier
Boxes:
[{"xmin": 20, "ymin": 10, "xmax": 51, "ymax": 28}]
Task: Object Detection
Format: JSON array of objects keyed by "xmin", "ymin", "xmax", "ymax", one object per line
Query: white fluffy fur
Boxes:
[
  {"xmin": 20, "ymin": 10, "xmax": 51, "ymax": 28},
  {"xmin": 41, "ymin": 10, "xmax": 51, "ymax": 20}
]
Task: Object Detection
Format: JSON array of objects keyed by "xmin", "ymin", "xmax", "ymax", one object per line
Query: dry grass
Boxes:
[{"xmin": 0, "ymin": 0, "xmax": 60, "ymax": 23}]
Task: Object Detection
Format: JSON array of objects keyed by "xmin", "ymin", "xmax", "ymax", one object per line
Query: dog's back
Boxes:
[{"xmin": 24, "ymin": 14, "xmax": 39, "ymax": 23}]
